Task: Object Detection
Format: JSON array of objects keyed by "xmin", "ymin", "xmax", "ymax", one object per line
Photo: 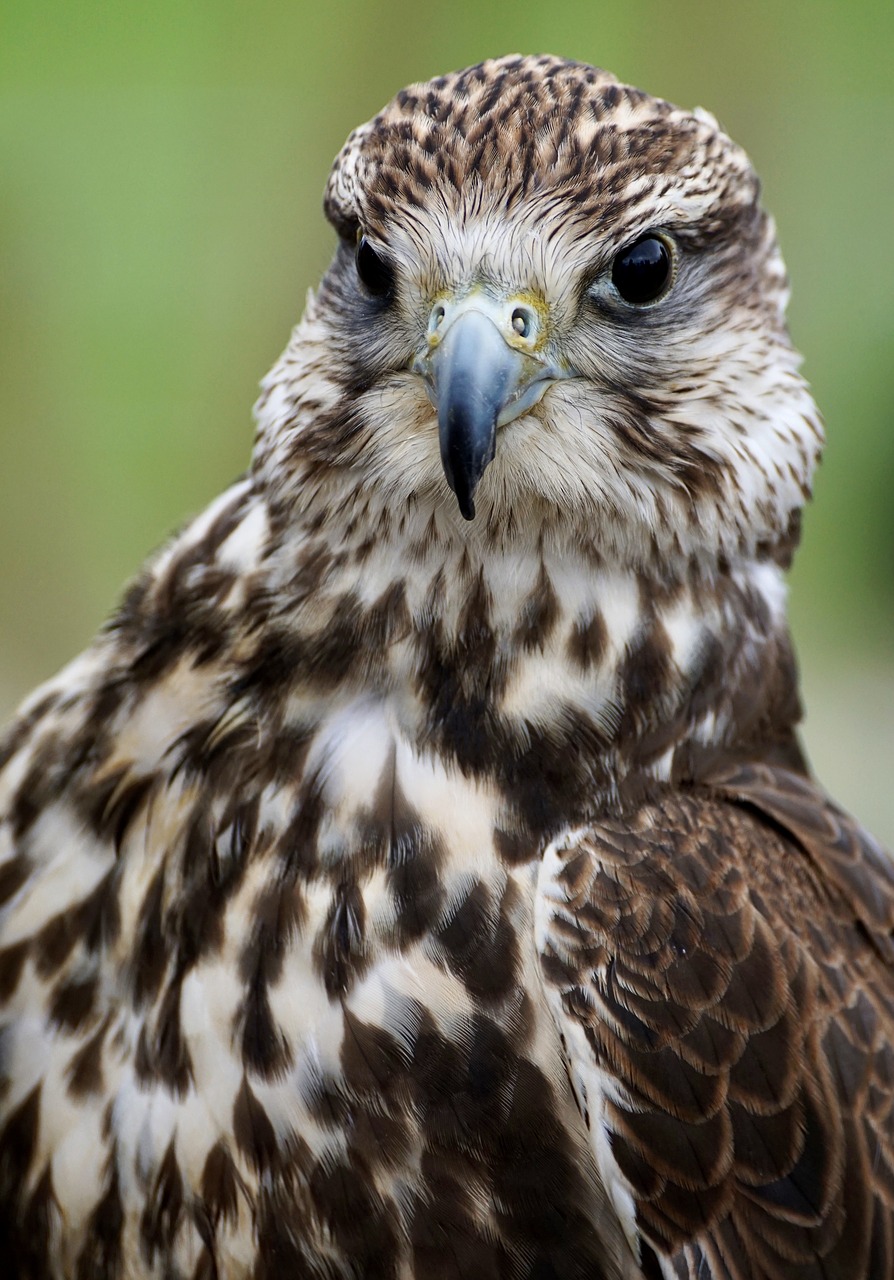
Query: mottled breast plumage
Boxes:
[{"xmin": 0, "ymin": 53, "xmax": 890, "ymax": 1280}]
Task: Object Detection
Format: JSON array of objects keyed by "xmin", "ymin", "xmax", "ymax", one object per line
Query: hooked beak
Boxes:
[{"xmin": 413, "ymin": 291, "xmax": 570, "ymax": 520}]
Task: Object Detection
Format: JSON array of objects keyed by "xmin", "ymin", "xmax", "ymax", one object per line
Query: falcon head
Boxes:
[{"xmin": 256, "ymin": 55, "xmax": 823, "ymax": 568}]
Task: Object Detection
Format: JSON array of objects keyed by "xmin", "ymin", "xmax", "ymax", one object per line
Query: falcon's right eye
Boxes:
[{"xmin": 355, "ymin": 235, "xmax": 395, "ymax": 298}]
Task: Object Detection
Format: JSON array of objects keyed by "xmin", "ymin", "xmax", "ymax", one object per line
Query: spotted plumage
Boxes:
[{"xmin": 0, "ymin": 55, "xmax": 891, "ymax": 1279}]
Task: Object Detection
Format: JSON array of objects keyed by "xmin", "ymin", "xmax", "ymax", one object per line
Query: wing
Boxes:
[{"xmin": 536, "ymin": 763, "xmax": 894, "ymax": 1279}]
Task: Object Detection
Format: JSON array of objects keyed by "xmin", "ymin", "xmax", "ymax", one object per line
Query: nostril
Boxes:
[
  {"xmin": 511, "ymin": 306, "xmax": 535, "ymax": 339},
  {"xmin": 429, "ymin": 304, "xmax": 447, "ymax": 337}
]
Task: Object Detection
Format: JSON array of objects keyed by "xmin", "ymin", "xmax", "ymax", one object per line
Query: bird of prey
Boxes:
[{"xmin": 1, "ymin": 53, "xmax": 892, "ymax": 1280}]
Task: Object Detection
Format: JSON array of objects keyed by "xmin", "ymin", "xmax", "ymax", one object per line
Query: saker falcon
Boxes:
[{"xmin": 1, "ymin": 54, "xmax": 893, "ymax": 1280}]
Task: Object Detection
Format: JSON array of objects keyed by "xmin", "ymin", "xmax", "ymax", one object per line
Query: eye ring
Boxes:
[
  {"xmin": 355, "ymin": 234, "xmax": 395, "ymax": 298},
  {"xmin": 611, "ymin": 233, "xmax": 675, "ymax": 306}
]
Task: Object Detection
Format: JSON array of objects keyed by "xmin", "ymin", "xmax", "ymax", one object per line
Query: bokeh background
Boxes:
[{"xmin": 1, "ymin": 1, "xmax": 892, "ymax": 842}]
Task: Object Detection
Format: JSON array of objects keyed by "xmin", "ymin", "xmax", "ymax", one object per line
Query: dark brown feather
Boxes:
[{"xmin": 539, "ymin": 770, "xmax": 894, "ymax": 1277}]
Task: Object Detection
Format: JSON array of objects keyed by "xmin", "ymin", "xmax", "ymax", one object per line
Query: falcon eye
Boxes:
[
  {"xmin": 355, "ymin": 235, "xmax": 395, "ymax": 298},
  {"xmin": 611, "ymin": 235, "xmax": 673, "ymax": 305}
]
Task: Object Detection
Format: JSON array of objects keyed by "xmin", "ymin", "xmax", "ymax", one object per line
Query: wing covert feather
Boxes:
[{"xmin": 537, "ymin": 766, "xmax": 894, "ymax": 1278}]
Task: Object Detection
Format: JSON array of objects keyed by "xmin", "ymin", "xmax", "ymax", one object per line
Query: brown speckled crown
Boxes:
[{"xmin": 325, "ymin": 55, "xmax": 758, "ymax": 241}]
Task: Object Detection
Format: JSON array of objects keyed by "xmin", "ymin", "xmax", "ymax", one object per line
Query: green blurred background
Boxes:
[{"xmin": 1, "ymin": 1, "xmax": 891, "ymax": 842}]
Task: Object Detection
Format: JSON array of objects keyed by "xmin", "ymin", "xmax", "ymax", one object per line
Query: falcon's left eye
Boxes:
[
  {"xmin": 355, "ymin": 235, "xmax": 395, "ymax": 298},
  {"xmin": 611, "ymin": 234, "xmax": 674, "ymax": 306}
]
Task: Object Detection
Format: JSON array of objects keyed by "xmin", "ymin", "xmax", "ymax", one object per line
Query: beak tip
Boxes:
[{"xmin": 445, "ymin": 469, "xmax": 477, "ymax": 520}]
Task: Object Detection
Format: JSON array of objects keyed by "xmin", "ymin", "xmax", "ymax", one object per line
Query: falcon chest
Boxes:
[
  {"xmin": 242, "ymin": 544, "xmax": 721, "ymax": 1097},
  {"xmin": 259, "ymin": 539, "xmax": 738, "ymax": 1026},
  {"xmin": 198, "ymin": 542, "xmax": 743, "ymax": 1273}
]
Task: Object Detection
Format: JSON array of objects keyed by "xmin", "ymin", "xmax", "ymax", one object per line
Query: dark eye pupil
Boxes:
[
  {"xmin": 355, "ymin": 235, "xmax": 394, "ymax": 297},
  {"xmin": 612, "ymin": 236, "xmax": 672, "ymax": 305}
]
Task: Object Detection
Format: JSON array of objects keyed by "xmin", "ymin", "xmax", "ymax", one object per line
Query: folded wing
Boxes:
[{"xmin": 536, "ymin": 764, "xmax": 894, "ymax": 1279}]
